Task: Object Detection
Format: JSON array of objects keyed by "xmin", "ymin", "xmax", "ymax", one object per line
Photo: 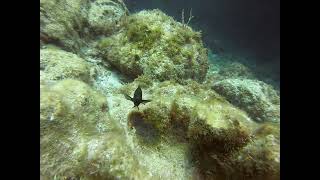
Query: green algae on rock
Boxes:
[
  {"xmin": 231, "ymin": 134, "xmax": 280, "ymax": 179},
  {"xmin": 40, "ymin": 1, "xmax": 279, "ymax": 179},
  {"xmin": 40, "ymin": 48, "xmax": 92, "ymax": 83},
  {"xmin": 40, "ymin": 0, "xmax": 90, "ymax": 51},
  {"xmin": 212, "ymin": 78, "xmax": 280, "ymax": 122},
  {"xmin": 40, "ymin": 78, "xmax": 279, "ymax": 179},
  {"xmin": 87, "ymin": 0, "xmax": 129, "ymax": 36},
  {"xmin": 96, "ymin": 9, "xmax": 208, "ymax": 82},
  {"xmin": 40, "ymin": 79, "xmax": 152, "ymax": 179},
  {"xmin": 205, "ymin": 57, "xmax": 256, "ymax": 84},
  {"xmin": 40, "ymin": 0, "xmax": 128, "ymax": 52},
  {"xmin": 116, "ymin": 80, "xmax": 280, "ymax": 179},
  {"xmin": 40, "ymin": 79, "xmax": 109, "ymax": 136}
]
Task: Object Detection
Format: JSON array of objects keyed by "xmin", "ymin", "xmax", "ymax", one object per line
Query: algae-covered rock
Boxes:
[
  {"xmin": 40, "ymin": 1, "xmax": 279, "ymax": 179},
  {"xmin": 40, "ymin": 78, "xmax": 279, "ymax": 179},
  {"xmin": 40, "ymin": 48, "xmax": 92, "ymax": 83},
  {"xmin": 40, "ymin": 79, "xmax": 152, "ymax": 179},
  {"xmin": 212, "ymin": 78, "xmax": 280, "ymax": 122},
  {"xmin": 122, "ymin": 80, "xmax": 256, "ymax": 153},
  {"xmin": 219, "ymin": 62, "xmax": 255, "ymax": 79},
  {"xmin": 96, "ymin": 9, "xmax": 208, "ymax": 82},
  {"xmin": 205, "ymin": 59, "xmax": 256, "ymax": 84},
  {"xmin": 116, "ymin": 80, "xmax": 280, "ymax": 179},
  {"xmin": 40, "ymin": 0, "xmax": 129, "ymax": 51},
  {"xmin": 231, "ymin": 134, "xmax": 280, "ymax": 179},
  {"xmin": 40, "ymin": 0, "xmax": 89, "ymax": 51},
  {"xmin": 40, "ymin": 79, "xmax": 108, "ymax": 137},
  {"xmin": 87, "ymin": 0, "xmax": 129, "ymax": 35},
  {"xmin": 40, "ymin": 79, "xmax": 107, "ymax": 177}
]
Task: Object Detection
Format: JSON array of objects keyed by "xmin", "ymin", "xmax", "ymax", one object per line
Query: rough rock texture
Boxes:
[
  {"xmin": 40, "ymin": 1, "xmax": 279, "ymax": 179},
  {"xmin": 218, "ymin": 62, "xmax": 255, "ymax": 79},
  {"xmin": 87, "ymin": 0, "xmax": 129, "ymax": 35},
  {"xmin": 96, "ymin": 9, "xmax": 208, "ymax": 82},
  {"xmin": 212, "ymin": 78, "xmax": 280, "ymax": 122},
  {"xmin": 40, "ymin": 79, "xmax": 153, "ymax": 180},
  {"xmin": 231, "ymin": 133, "xmax": 280, "ymax": 179},
  {"xmin": 205, "ymin": 56, "xmax": 256, "ymax": 84},
  {"xmin": 40, "ymin": 76, "xmax": 279, "ymax": 179},
  {"xmin": 40, "ymin": 48, "xmax": 92, "ymax": 83},
  {"xmin": 40, "ymin": 79, "xmax": 109, "ymax": 136},
  {"xmin": 40, "ymin": 79, "xmax": 111, "ymax": 178},
  {"xmin": 115, "ymin": 80, "xmax": 279, "ymax": 179},
  {"xmin": 40, "ymin": 0, "xmax": 90, "ymax": 51},
  {"xmin": 123, "ymin": 80, "xmax": 254, "ymax": 141}
]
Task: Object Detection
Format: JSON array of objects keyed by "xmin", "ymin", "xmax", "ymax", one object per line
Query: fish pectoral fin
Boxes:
[
  {"xmin": 124, "ymin": 94, "xmax": 133, "ymax": 101},
  {"xmin": 141, "ymin": 100, "xmax": 151, "ymax": 104}
]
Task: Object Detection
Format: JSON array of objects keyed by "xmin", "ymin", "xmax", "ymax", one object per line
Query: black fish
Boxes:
[{"xmin": 124, "ymin": 86, "xmax": 151, "ymax": 110}]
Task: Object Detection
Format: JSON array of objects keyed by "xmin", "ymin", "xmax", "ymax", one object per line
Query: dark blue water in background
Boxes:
[{"xmin": 125, "ymin": 0, "xmax": 280, "ymax": 87}]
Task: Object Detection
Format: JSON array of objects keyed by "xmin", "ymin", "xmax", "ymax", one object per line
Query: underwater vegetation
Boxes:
[
  {"xmin": 212, "ymin": 78, "xmax": 280, "ymax": 123},
  {"xmin": 40, "ymin": 0, "xmax": 280, "ymax": 179},
  {"xmin": 96, "ymin": 9, "xmax": 208, "ymax": 82}
]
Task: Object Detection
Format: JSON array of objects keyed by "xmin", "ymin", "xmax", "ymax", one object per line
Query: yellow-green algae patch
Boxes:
[
  {"xmin": 40, "ymin": 48, "xmax": 92, "ymax": 83},
  {"xmin": 40, "ymin": 76, "xmax": 279, "ymax": 179},
  {"xmin": 115, "ymin": 80, "xmax": 279, "ymax": 179},
  {"xmin": 40, "ymin": 79, "xmax": 149, "ymax": 179},
  {"xmin": 96, "ymin": 9, "xmax": 208, "ymax": 82}
]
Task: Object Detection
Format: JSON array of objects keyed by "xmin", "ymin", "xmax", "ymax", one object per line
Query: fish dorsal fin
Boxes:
[{"xmin": 134, "ymin": 86, "xmax": 142, "ymax": 100}]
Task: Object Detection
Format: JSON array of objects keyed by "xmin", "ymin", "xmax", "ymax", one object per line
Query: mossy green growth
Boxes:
[
  {"xmin": 125, "ymin": 81, "xmax": 255, "ymax": 148},
  {"xmin": 97, "ymin": 37, "xmax": 114, "ymax": 50},
  {"xmin": 40, "ymin": 79, "xmax": 153, "ymax": 179},
  {"xmin": 230, "ymin": 134, "xmax": 280, "ymax": 179},
  {"xmin": 164, "ymin": 35, "xmax": 183, "ymax": 58},
  {"xmin": 212, "ymin": 78, "xmax": 280, "ymax": 122},
  {"xmin": 163, "ymin": 27, "xmax": 201, "ymax": 59},
  {"xmin": 40, "ymin": 79, "xmax": 109, "ymax": 137},
  {"xmin": 95, "ymin": 9, "xmax": 208, "ymax": 82},
  {"xmin": 40, "ymin": 48, "xmax": 92, "ymax": 83},
  {"xmin": 109, "ymin": 80, "xmax": 279, "ymax": 179},
  {"xmin": 134, "ymin": 74, "xmax": 154, "ymax": 88},
  {"xmin": 125, "ymin": 17, "xmax": 163, "ymax": 50},
  {"xmin": 40, "ymin": 0, "xmax": 90, "ymax": 52},
  {"xmin": 40, "ymin": 79, "xmax": 110, "ymax": 178}
]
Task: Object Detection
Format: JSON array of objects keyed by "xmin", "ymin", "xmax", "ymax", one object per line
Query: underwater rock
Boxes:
[
  {"xmin": 212, "ymin": 78, "xmax": 280, "ymax": 122},
  {"xmin": 87, "ymin": 0, "xmax": 129, "ymax": 36},
  {"xmin": 40, "ymin": 0, "xmax": 89, "ymax": 51},
  {"xmin": 40, "ymin": 78, "xmax": 279, "ymax": 179},
  {"xmin": 40, "ymin": 79, "xmax": 191, "ymax": 179},
  {"xmin": 205, "ymin": 60, "xmax": 256, "ymax": 84},
  {"xmin": 40, "ymin": 79, "xmax": 148, "ymax": 179},
  {"xmin": 219, "ymin": 62, "xmax": 255, "ymax": 79},
  {"xmin": 40, "ymin": 71, "xmax": 48, "ymax": 89},
  {"xmin": 231, "ymin": 134, "xmax": 280, "ymax": 179},
  {"xmin": 40, "ymin": 1, "xmax": 279, "ymax": 179},
  {"xmin": 40, "ymin": 79, "xmax": 108, "ymax": 136},
  {"xmin": 40, "ymin": 48, "xmax": 92, "ymax": 83},
  {"xmin": 96, "ymin": 9, "xmax": 208, "ymax": 82},
  {"xmin": 119, "ymin": 80, "xmax": 279, "ymax": 179},
  {"xmin": 122, "ymin": 80, "xmax": 256, "ymax": 152}
]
